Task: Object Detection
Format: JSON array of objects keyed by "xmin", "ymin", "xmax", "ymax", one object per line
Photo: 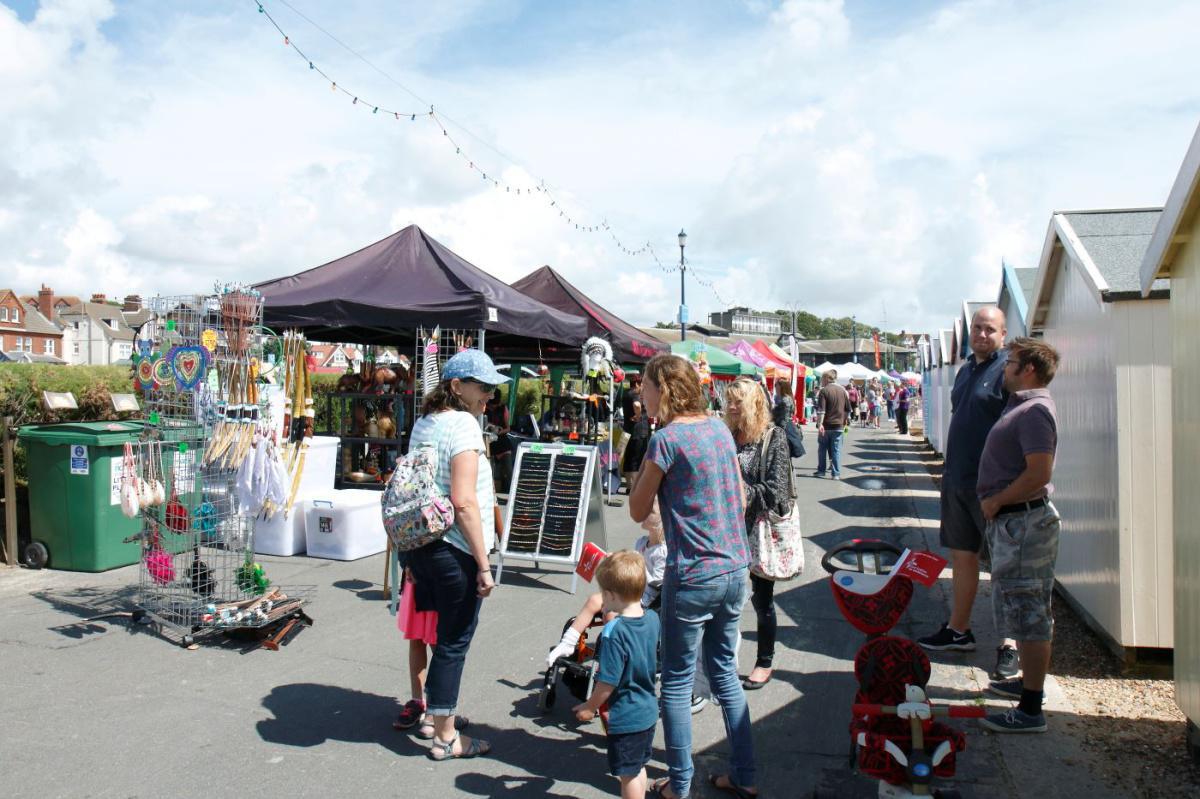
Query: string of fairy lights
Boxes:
[{"xmin": 250, "ymin": 0, "xmax": 755, "ymax": 312}]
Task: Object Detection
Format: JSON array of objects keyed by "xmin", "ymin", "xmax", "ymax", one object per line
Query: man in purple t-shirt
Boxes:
[{"xmin": 975, "ymin": 337, "xmax": 1061, "ymax": 734}]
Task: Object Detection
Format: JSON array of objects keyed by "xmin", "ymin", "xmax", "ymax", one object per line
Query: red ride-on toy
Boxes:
[{"xmin": 815, "ymin": 540, "xmax": 983, "ymax": 799}]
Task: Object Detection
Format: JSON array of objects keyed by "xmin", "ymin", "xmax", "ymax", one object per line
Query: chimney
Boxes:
[
  {"xmin": 38, "ymin": 285, "xmax": 54, "ymax": 320},
  {"xmin": 90, "ymin": 292, "xmax": 107, "ymax": 305},
  {"xmin": 123, "ymin": 295, "xmax": 142, "ymax": 312}
]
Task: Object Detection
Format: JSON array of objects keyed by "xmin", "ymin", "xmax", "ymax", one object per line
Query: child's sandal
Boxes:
[
  {"xmin": 416, "ymin": 714, "xmax": 470, "ymax": 740},
  {"xmin": 427, "ymin": 731, "xmax": 490, "ymax": 761},
  {"xmin": 393, "ymin": 699, "xmax": 425, "ymax": 730}
]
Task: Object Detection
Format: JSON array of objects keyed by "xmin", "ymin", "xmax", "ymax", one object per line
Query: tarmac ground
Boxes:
[{"xmin": 0, "ymin": 425, "xmax": 1128, "ymax": 798}]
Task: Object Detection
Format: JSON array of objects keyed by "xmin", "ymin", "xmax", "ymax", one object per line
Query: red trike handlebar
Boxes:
[{"xmin": 852, "ymin": 703, "xmax": 987, "ymax": 719}]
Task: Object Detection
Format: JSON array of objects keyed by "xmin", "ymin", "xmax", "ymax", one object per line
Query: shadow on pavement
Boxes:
[
  {"xmin": 819, "ymin": 494, "xmax": 940, "ymax": 520},
  {"xmin": 258, "ymin": 682, "xmax": 412, "ymax": 754},
  {"xmin": 332, "ymin": 578, "xmax": 388, "ymax": 602}
]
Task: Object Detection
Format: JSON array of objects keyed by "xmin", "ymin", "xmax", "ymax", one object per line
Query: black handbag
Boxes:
[{"xmin": 784, "ymin": 420, "xmax": 805, "ymax": 458}]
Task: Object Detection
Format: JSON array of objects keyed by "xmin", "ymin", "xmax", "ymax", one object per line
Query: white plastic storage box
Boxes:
[
  {"xmin": 303, "ymin": 489, "xmax": 387, "ymax": 561},
  {"xmin": 296, "ymin": 436, "xmax": 339, "ymax": 496},
  {"xmin": 255, "ymin": 504, "xmax": 306, "ymax": 557}
]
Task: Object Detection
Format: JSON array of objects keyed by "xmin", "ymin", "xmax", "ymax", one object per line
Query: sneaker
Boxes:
[
  {"xmin": 991, "ymin": 644, "xmax": 1020, "ymax": 680},
  {"xmin": 980, "ymin": 708, "xmax": 1046, "ymax": 733},
  {"xmin": 831, "ymin": 475, "xmax": 841, "ymax": 481},
  {"xmin": 917, "ymin": 624, "xmax": 977, "ymax": 652},
  {"xmin": 690, "ymin": 694, "xmax": 708, "ymax": 714},
  {"xmin": 812, "ymin": 471, "xmax": 826, "ymax": 478},
  {"xmin": 986, "ymin": 677, "xmax": 1026, "ymax": 700},
  {"xmin": 393, "ymin": 699, "xmax": 425, "ymax": 730}
]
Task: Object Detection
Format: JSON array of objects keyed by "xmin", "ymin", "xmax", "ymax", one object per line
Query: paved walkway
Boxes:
[{"xmin": 0, "ymin": 426, "xmax": 1121, "ymax": 797}]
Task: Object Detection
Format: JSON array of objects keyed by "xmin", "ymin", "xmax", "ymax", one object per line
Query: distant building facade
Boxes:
[{"xmin": 707, "ymin": 307, "xmax": 784, "ymax": 336}]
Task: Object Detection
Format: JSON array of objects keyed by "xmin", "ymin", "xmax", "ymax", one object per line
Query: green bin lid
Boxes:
[{"xmin": 18, "ymin": 420, "xmax": 145, "ymax": 446}]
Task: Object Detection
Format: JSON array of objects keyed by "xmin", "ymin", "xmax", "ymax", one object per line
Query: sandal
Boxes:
[
  {"xmin": 708, "ymin": 774, "xmax": 758, "ymax": 798},
  {"xmin": 427, "ymin": 730, "xmax": 491, "ymax": 761},
  {"xmin": 652, "ymin": 777, "xmax": 681, "ymax": 796},
  {"xmin": 415, "ymin": 713, "xmax": 470, "ymax": 740},
  {"xmin": 393, "ymin": 699, "xmax": 425, "ymax": 730}
]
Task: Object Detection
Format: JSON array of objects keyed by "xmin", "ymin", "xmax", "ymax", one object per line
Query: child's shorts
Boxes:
[{"xmin": 607, "ymin": 725, "xmax": 655, "ymax": 777}]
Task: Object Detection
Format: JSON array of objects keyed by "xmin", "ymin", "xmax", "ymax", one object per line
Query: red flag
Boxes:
[
  {"xmin": 893, "ymin": 548, "xmax": 948, "ymax": 587},
  {"xmin": 576, "ymin": 542, "xmax": 607, "ymax": 582},
  {"xmin": 873, "ymin": 333, "xmax": 881, "ymax": 369}
]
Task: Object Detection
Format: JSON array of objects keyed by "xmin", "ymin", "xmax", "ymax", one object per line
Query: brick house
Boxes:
[
  {"xmin": 0, "ymin": 287, "xmax": 66, "ymax": 363},
  {"xmin": 56, "ymin": 292, "xmax": 150, "ymax": 365}
]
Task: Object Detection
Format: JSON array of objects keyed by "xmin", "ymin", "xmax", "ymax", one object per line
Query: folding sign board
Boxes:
[{"xmin": 495, "ymin": 442, "xmax": 608, "ymax": 594}]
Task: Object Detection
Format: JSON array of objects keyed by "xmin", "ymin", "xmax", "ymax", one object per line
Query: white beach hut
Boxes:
[
  {"xmin": 1138, "ymin": 121, "xmax": 1200, "ymax": 753},
  {"xmin": 1028, "ymin": 207, "xmax": 1173, "ymax": 654}
]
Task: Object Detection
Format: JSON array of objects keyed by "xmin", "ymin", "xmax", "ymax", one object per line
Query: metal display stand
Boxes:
[
  {"xmin": 495, "ymin": 442, "xmax": 608, "ymax": 594},
  {"xmin": 130, "ymin": 290, "xmax": 312, "ymax": 647}
]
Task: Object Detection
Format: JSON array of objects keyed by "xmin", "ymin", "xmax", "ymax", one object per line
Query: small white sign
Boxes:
[
  {"xmin": 110, "ymin": 457, "xmax": 124, "ymax": 505},
  {"xmin": 487, "ymin": 307, "xmax": 498, "ymax": 323},
  {"xmin": 69, "ymin": 444, "xmax": 89, "ymax": 476},
  {"xmin": 173, "ymin": 450, "xmax": 195, "ymax": 494}
]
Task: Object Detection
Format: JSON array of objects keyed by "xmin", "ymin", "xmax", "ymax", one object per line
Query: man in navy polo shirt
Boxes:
[{"xmin": 919, "ymin": 307, "xmax": 1018, "ymax": 679}]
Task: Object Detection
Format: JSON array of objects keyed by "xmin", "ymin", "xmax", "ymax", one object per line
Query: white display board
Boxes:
[{"xmin": 495, "ymin": 442, "xmax": 608, "ymax": 594}]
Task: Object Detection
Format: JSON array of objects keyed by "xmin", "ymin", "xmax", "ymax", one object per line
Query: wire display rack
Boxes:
[{"xmin": 130, "ymin": 289, "xmax": 313, "ymax": 646}]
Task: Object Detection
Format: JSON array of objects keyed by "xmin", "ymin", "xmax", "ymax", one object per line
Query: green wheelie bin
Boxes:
[{"xmin": 18, "ymin": 421, "xmax": 144, "ymax": 571}]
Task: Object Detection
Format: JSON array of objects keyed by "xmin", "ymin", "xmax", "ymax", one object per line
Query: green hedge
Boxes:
[{"xmin": 0, "ymin": 364, "xmax": 138, "ymax": 488}]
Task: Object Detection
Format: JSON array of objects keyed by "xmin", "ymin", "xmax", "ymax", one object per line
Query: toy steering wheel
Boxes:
[{"xmin": 821, "ymin": 539, "xmax": 904, "ymax": 576}]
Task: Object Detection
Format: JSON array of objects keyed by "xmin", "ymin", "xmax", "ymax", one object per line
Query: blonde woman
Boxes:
[
  {"xmin": 723, "ymin": 377, "xmax": 793, "ymax": 691},
  {"xmin": 629, "ymin": 354, "xmax": 757, "ymax": 799}
]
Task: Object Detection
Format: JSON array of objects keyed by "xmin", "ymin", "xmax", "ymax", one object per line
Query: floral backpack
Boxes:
[{"xmin": 380, "ymin": 443, "xmax": 455, "ymax": 551}]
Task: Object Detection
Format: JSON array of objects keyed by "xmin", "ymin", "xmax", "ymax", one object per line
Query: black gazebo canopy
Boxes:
[
  {"xmin": 255, "ymin": 225, "xmax": 587, "ymax": 351},
  {"xmin": 510, "ymin": 265, "xmax": 668, "ymax": 364}
]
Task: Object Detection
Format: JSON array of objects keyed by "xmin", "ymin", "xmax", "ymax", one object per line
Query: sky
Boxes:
[{"xmin": 2, "ymin": 0, "xmax": 1199, "ymax": 335}]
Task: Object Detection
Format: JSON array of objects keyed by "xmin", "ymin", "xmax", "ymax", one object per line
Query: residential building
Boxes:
[
  {"xmin": 0, "ymin": 288, "xmax": 65, "ymax": 363},
  {"xmin": 57, "ymin": 293, "xmax": 149, "ymax": 365}
]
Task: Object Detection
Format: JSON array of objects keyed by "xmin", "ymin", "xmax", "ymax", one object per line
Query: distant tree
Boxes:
[{"xmin": 653, "ymin": 321, "xmax": 676, "ymax": 329}]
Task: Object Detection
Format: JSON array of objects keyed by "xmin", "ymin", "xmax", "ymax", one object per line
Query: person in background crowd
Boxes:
[
  {"xmin": 886, "ymin": 383, "xmax": 896, "ymax": 420},
  {"xmin": 918, "ymin": 307, "xmax": 1020, "ymax": 684},
  {"xmin": 814, "ymin": 370, "xmax": 851, "ymax": 480},
  {"xmin": 616, "ymin": 375, "xmax": 643, "ymax": 483},
  {"xmin": 865, "ymin": 381, "xmax": 879, "ymax": 429},
  {"xmin": 976, "ymin": 337, "xmax": 1062, "ymax": 733},
  {"xmin": 846, "ymin": 381, "xmax": 860, "ymax": 426},
  {"xmin": 485, "ymin": 390, "xmax": 512, "ymax": 495},
  {"xmin": 630, "ymin": 354, "xmax": 758, "ymax": 799},
  {"xmin": 895, "ymin": 382, "xmax": 910, "ymax": 435}
]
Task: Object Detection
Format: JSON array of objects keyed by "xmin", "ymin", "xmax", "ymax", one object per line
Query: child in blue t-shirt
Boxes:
[{"xmin": 573, "ymin": 550, "xmax": 661, "ymax": 799}]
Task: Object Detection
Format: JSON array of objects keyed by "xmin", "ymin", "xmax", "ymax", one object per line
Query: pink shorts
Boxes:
[{"xmin": 397, "ymin": 580, "xmax": 438, "ymax": 645}]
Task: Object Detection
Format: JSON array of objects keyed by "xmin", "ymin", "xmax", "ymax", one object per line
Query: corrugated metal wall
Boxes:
[
  {"xmin": 1113, "ymin": 300, "xmax": 1173, "ymax": 647},
  {"xmin": 1172, "ymin": 225, "xmax": 1200, "ymax": 722},
  {"xmin": 1040, "ymin": 252, "xmax": 1124, "ymax": 643}
]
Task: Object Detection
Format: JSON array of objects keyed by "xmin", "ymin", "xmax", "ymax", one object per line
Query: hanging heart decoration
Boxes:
[
  {"xmin": 137, "ymin": 338, "xmax": 153, "ymax": 358},
  {"xmin": 152, "ymin": 354, "xmax": 172, "ymax": 389},
  {"xmin": 169, "ymin": 345, "xmax": 208, "ymax": 392},
  {"xmin": 136, "ymin": 357, "xmax": 156, "ymax": 391}
]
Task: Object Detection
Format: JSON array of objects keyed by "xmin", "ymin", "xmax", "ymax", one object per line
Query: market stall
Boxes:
[{"xmin": 256, "ymin": 225, "xmax": 588, "ymax": 490}]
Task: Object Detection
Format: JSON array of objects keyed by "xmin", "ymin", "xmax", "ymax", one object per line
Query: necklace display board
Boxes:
[{"xmin": 495, "ymin": 442, "xmax": 608, "ymax": 594}]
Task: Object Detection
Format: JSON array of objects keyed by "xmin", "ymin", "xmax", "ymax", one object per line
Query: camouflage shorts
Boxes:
[{"xmin": 984, "ymin": 503, "xmax": 1061, "ymax": 642}]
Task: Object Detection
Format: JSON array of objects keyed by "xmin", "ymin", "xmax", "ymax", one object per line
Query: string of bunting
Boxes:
[{"xmin": 252, "ymin": 0, "xmax": 682, "ymax": 278}]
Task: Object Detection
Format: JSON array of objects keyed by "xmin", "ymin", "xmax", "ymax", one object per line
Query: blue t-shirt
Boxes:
[
  {"xmin": 646, "ymin": 416, "xmax": 749, "ymax": 583},
  {"xmin": 596, "ymin": 610, "xmax": 660, "ymax": 734},
  {"xmin": 944, "ymin": 350, "xmax": 1008, "ymax": 487}
]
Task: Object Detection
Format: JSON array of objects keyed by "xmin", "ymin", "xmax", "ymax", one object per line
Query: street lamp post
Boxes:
[
  {"xmin": 678, "ymin": 229, "xmax": 687, "ymax": 342},
  {"xmin": 851, "ymin": 314, "xmax": 858, "ymax": 363}
]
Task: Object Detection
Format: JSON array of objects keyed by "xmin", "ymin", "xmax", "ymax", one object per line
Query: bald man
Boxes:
[{"xmin": 919, "ymin": 306, "xmax": 1019, "ymax": 680}]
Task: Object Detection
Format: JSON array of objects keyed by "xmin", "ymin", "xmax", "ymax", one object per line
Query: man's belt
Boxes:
[{"xmin": 997, "ymin": 497, "xmax": 1048, "ymax": 516}]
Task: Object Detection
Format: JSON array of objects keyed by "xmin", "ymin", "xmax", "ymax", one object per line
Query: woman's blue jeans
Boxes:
[
  {"xmin": 407, "ymin": 540, "xmax": 482, "ymax": 717},
  {"xmin": 661, "ymin": 567, "xmax": 756, "ymax": 796}
]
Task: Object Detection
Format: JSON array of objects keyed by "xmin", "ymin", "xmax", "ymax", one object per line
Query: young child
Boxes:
[
  {"xmin": 393, "ymin": 565, "xmax": 438, "ymax": 736},
  {"xmin": 546, "ymin": 503, "xmax": 666, "ymax": 665},
  {"xmin": 572, "ymin": 550, "xmax": 661, "ymax": 799}
]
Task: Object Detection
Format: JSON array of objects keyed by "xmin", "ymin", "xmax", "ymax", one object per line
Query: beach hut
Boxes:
[
  {"xmin": 1028, "ymin": 207, "xmax": 1172, "ymax": 655},
  {"xmin": 1138, "ymin": 121, "xmax": 1200, "ymax": 751},
  {"xmin": 997, "ymin": 261, "xmax": 1038, "ymax": 340}
]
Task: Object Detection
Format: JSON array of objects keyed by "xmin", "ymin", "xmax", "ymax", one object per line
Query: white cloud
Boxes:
[{"xmin": 1, "ymin": 0, "xmax": 1199, "ymax": 339}]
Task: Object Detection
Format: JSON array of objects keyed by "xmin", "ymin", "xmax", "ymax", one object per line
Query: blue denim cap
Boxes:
[{"xmin": 441, "ymin": 348, "xmax": 510, "ymax": 386}]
